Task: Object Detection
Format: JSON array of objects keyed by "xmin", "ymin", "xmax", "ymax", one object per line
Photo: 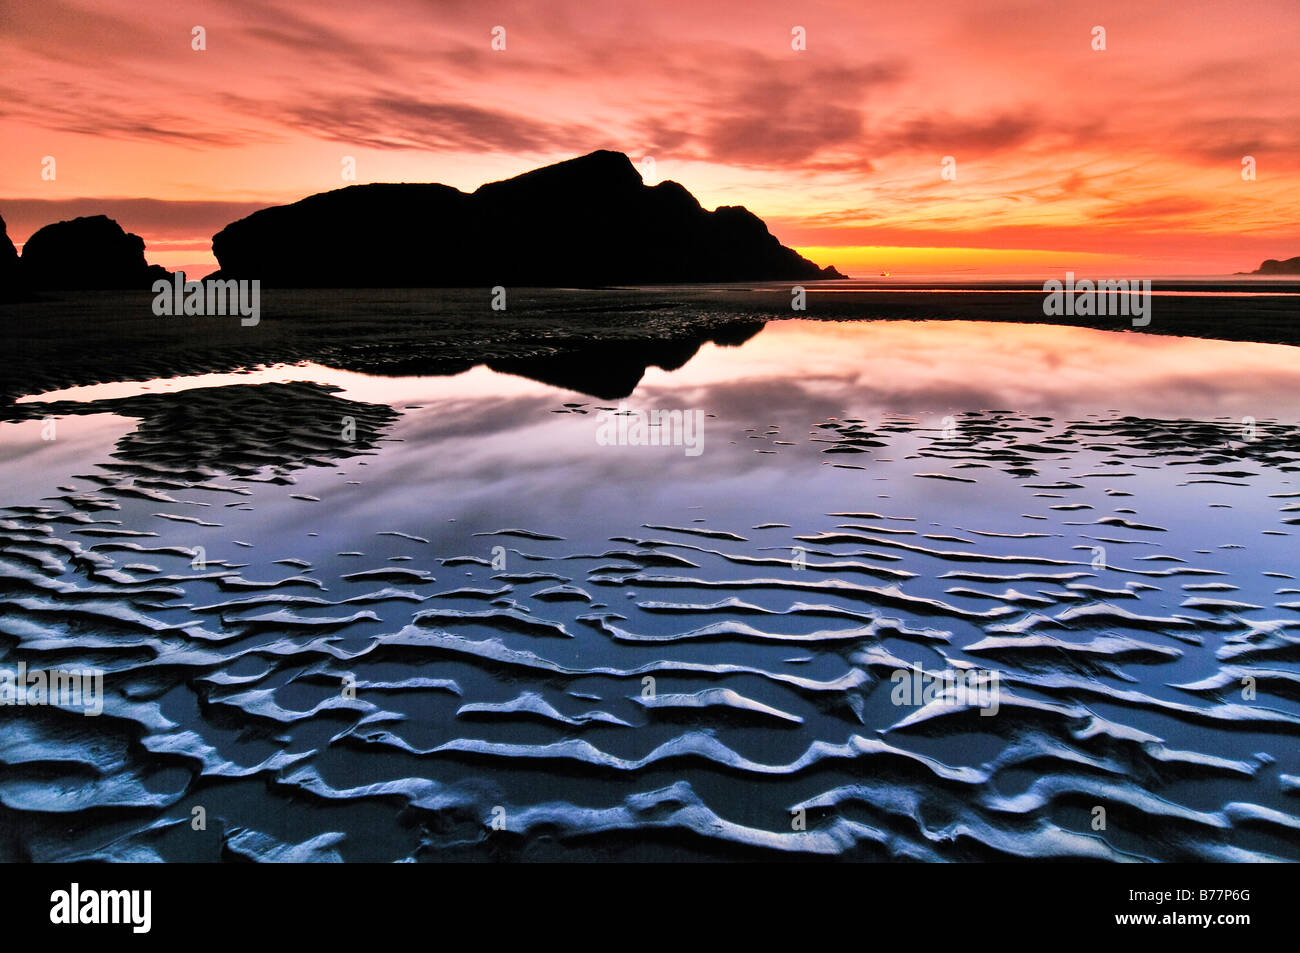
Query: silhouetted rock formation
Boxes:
[
  {"xmin": 20, "ymin": 215, "xmax": 170, "ymax": 290},
  {"xmin": 212, "ymin": 151, "xmax": 846, "ymax": 286},
  {"xmin": 0, "ymin": 215, "xmax": 20, "ymax": 297},
  {"xmin": 1252, "ymin": 256, "xmax": 1300, "ymax": 275}
]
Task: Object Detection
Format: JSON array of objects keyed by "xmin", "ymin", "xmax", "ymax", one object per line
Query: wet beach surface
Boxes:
[
  {"xmin": 4, "ymin": 281, "xmax": 1300, "ymax": 406},
  {"xmin": 2, "ymin": 303, "xmax": 1300, "ymax": 861}
]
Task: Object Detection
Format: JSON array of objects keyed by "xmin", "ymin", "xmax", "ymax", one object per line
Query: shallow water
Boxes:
[{"xmin": 2, "ymin": 319, "xmax": 1299, "ymax": 861}]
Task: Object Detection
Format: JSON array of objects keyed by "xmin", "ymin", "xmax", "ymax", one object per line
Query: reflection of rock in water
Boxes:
[
  {"xmin": 486, "ymin": 321, "xmax": 765, "ymax": 399},
  {"xmin": 19, "ymin": 381, "xmax": 400, "ymax": 478},
  {"xmin": 0, "ymin": 289, "xmax": 773, "ymax": 408},
  {"xmin": 302, "ymin": 319, "xmax": 766, "ymax": 401}
]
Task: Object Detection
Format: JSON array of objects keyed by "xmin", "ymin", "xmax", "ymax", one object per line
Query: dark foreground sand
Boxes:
[{"xmin": 2, "ymin": 283, "xmax": 1298, "ymax": 408}]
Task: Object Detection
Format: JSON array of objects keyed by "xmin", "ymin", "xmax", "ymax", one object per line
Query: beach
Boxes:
[{"xmin": 2, "ymin": 297, "xmax": 1299, "ymax": 861}]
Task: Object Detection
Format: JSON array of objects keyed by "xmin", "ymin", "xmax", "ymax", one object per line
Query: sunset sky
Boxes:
[{"xmin": 3, "ymin": 0, "xmax": 1299, "ymax": 277}]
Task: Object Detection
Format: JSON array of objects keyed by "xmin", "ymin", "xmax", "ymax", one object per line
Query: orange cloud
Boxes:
[{"xmin": 3, "ymin": 0, "xmax": 1298, "ymax": 276}]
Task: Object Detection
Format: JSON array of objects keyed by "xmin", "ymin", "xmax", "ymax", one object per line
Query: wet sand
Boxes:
[
  {"xmin": 4, "ymin": 283, "xmax": 1300, "ymax": 408},
  {"xmin": 3, "ymin": 308, "xmax": 1300, "ymax": 861}
]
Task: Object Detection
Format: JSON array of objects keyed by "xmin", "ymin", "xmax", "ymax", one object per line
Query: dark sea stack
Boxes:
[
  {"xmin": 20, "ymin": 215, "xmax": 170, "ymax": 290},
  {"xmin": 1252, "ymin": 256, "xmax": 1300, "ymax": 275},
  {"xmin": 211, "ymin": 151, "xmax": 846, "ymax": 286},
  {"xmin": 0, "ymin": 214, "xmax": 20, "ymax": 295}
]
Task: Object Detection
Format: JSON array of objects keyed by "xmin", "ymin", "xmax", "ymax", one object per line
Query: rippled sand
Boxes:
[{"xmin": 2, "ymin": 318, "xmax": 1299, "ymax": 861}]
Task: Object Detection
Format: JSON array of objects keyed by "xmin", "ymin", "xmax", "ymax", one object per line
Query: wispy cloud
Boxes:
[{"xmin": 3, "ymin": 0, "xmax": 1298, "ymax": 273}]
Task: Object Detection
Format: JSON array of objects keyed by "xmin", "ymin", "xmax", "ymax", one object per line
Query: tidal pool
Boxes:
[{"xmin": 2, "ymin": 319, "xmax": 1298, "ymax": 861}]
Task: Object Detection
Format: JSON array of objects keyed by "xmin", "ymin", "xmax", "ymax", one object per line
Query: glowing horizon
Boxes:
[{"xmin": 3, "ymin": 0, "xmax": 1299, "ymax": 278}]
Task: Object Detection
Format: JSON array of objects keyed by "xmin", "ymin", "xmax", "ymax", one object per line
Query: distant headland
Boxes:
[{"xmin": 1248, "ymin": 256, "xmax": 1300, "ymax": 275}]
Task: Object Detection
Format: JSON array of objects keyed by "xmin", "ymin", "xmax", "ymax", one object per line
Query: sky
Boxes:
[{"xmin": 2, "ymin": 0, "xmax": 1299, "ymax": 278}]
